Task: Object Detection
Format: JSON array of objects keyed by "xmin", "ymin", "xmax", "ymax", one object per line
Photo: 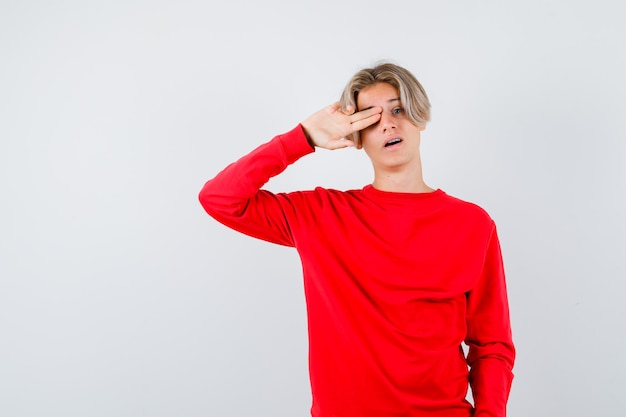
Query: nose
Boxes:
[{"xmin": 379, "ymin": 111, "xmax": 396, "ymax": 133}]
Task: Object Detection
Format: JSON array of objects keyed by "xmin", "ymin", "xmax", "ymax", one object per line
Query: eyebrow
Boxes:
[{"xmin": 360, "ymin": 97, "xmax": 400, "ymax": 111}]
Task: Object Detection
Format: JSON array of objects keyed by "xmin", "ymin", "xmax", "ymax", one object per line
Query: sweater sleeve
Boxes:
[
  {"xmin": 198, "ymin": 124, "xmax": 315, "ymax": 247},
  {"xmin": 465, "ymin": 225, "xmax": 515, "ymax": 417}
]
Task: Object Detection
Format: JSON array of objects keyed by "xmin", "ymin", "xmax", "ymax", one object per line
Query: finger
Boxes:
[
  {"xmin": 349, "ymin": 106, "xmax": 382, "ymax": 123},
  {"xmin": 349, "ymin": 112, "xmax": 381, "ymax": 132}
]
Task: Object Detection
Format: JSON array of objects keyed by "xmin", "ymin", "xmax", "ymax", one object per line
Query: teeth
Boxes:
[{"xmin": 385, "ymin": 138, "xmax": 401, "ymax": 147}]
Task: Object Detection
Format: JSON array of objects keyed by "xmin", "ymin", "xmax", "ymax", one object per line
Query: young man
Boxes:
[{"xmin": 199, "ymin": 63, "xmax": 515, "ymax": 417}]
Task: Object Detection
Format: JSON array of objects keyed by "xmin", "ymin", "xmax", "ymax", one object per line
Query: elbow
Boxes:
[
  {"xmin": 198, "ymin": 181, "xmax": 214, "ymax": 212},
  {"xmin": 198, "ymin": 180, "xmax": 224, "ymax": 217},
  {"xmin": 198, "ymin": 179, "xmax": 248, "ymax": 219}
]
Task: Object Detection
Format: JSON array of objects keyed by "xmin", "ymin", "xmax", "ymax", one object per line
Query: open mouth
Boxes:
[{"xmin": 384, "ymin": 138, "xmax": 403, "ymax": 147}]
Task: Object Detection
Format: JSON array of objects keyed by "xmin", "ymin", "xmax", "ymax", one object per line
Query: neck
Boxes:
[{"xmin": 371, "ymin": 159, "xmax": 434, "ymax": 194}]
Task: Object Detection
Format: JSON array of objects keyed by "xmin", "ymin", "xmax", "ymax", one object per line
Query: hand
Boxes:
[{"xmin": 301, "ymin": 103, "xmax": 382, "ymax": 150}]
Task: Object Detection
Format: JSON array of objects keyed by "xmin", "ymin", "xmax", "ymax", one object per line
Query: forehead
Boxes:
[{"xmin": 356, "ymin": 82, "xmax": 399, "ymax": 108}]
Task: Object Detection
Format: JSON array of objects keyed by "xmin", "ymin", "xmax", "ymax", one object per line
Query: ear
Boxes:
[{"xmin": 418, "ymin": 124, "xmax": 426, "ymax": 131}]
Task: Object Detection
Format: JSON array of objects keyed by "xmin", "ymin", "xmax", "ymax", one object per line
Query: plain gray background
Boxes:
[{"xmin": 1, "ymin": 1, "xmax": 625, "ymax": 416}]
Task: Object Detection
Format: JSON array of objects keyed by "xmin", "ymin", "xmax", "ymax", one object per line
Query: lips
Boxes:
[{"xmin": 384, "ymin": 138, "xmax": 403, "ymax": 147}]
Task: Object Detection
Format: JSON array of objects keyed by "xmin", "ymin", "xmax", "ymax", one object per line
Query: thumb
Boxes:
[
  {"xmin": 326, "ymin": 138, "xmax": 355, "ymax": 150},
  {"xmin": 342, "ymin": 104, "xmax": 356, "ymax": 115},
  {"xmin": 326, "ymin": 102, "xmax": 342, "ymax": 115}
]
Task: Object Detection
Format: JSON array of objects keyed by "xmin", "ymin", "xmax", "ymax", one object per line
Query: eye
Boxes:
[{"xmin": 392, "ymin": 107, "xmax": 404, "ymax": 115}]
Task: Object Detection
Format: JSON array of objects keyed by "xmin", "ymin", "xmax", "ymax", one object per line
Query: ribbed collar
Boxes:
[{"xmin": 362, "ymin": 185, "xmax": 445, "ymax": 202}]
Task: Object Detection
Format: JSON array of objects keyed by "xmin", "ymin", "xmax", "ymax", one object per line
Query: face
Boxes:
[{"xmin": 356, "ymin": 82, "xmax": 425, "ymax": 171}]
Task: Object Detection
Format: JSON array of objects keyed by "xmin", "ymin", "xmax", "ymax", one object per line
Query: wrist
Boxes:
[{"xmin": 299, "ymin": 123, "xmax": 316, "ymax": 148}]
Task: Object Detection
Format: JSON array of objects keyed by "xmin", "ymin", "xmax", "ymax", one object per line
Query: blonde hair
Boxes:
[{"xmin": 340, "ymin": 63, "xmax": 431, "ymax": 148}]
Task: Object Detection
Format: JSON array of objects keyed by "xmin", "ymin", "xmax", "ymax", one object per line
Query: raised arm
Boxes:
[{"xmin": 198, "ymin": 104, "xmax": 382, "ymax": 245}]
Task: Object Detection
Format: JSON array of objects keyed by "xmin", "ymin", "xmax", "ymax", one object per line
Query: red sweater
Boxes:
[{"xmin": 199, "ymin": 125, "xmax": 515, "ymax": 417}]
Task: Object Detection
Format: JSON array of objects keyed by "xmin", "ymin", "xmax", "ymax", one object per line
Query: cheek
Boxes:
[
  {"xmin": 359, "ymin": 127, "xmax": 374, "ymax": 143},
  {"xmin": 358, "ymin": 132, "xmax": 371, "ymax": 150},
  {"xmin": 360, "ymin": 134, "xmax": 376, "ymax": 155}
]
